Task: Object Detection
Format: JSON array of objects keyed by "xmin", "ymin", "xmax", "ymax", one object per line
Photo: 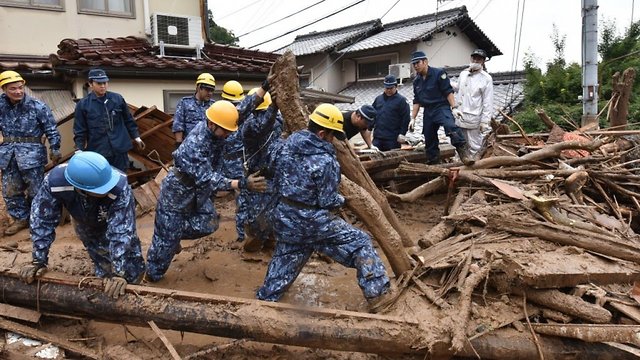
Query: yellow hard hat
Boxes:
[
  {"xmin": 0, "ymin": 70, "xmax": 25, "ymax": 88},
  {"xmin": 206, "ymin": 100, "xmax": 239, "ymax": 131},
  {"xmin": 221, "ymin": 80, "xmax": 244, "ymax": 101},
  {"xmin": 248, "ymin": 87, "xmax": 272, "ymax": 111},
  {"xmin": 309, "ymin": 103, "xmax": 344, "ymax": 134},
  {"xmin": 196, "ymin": 73, "xmax": 216, "ymax": 88}
]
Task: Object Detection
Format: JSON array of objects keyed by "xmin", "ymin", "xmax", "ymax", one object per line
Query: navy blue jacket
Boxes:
[
  {"xmin": 74, "ymin": 91, "xmax": 140, "ymax": 155},
  {"xmin": 412, "ymin": 66, "xmax": 454, "ymax": 107},
  {"xmin": 371, "ymin": 92, "xmax": 411, "ymax": 140}
]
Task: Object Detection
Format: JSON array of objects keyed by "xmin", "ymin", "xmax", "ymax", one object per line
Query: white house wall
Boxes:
[
  {"xmin": 1, "ymin": 0, "xmax": 200, "ymax": 56},
  {"xmin": 416, "ymin": 26, "xmax": 476, "ymax": 68}
]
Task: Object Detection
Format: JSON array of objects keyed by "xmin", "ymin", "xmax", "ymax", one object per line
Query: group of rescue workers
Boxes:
[{"xmin": 0, "ymin": 47, "xmax": 493, "ymax": 309}]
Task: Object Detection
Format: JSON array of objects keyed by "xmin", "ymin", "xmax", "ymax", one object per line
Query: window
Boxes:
[
  {"xmin": 358, "ymin": 59, "xmax": 391, "ymax": 80},
  {"xmin": 0, "ymin": 0, "xmax": 63, "ymax": 10},
  {"xmin": 299, "ymin": 73, "xmax": 311, "ymax": 89},
  {"xmin": 163, "ymin": 90, "xmax": 193, "ymax": 114},
  {"xmin": 78, "ymin": 0, "xmax": 134, "ymax": 17}
]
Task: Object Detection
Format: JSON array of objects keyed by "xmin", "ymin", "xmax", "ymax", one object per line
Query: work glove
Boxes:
[
  {"xmin": 397, "ymin": 134, "xmax": 407, "ymax": 144},
  {"xmin": 103, "ymin": 276, "xmax": 127, "ymax": 300},
  {"xmin": 408, "ymin": 118, "xmax": 416, "ymax": 132},
  {"xmin": 49, "ymin": 149, "xmax": 62, "ymax": 164},
  {"xmin": 240, "ymin": 172, "xmax": 267, "ymax": 192},
  {"xmin": 480, "ymin": 122, "xmax": 492, "ymax": 134},
  {"xmin": 134, "ymin": 137, "xmax": 146, "ymax": 150},
  {"xmin": 451, "ymin": 107, "xmax": 464, "ymax": 120},
  {"xmin": 19, "ymin": 262, "xmax": 46, "ymax": 284},
  {"xmin": 369, "ymin": 145, "xmax": 381, "ymax": 152},
  {"xmin": 174, "ymin": 141, "xmax": 182, "ymax": 151}
]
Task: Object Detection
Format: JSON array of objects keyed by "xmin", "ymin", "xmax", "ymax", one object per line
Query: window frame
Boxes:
[
  {"xmin": 77, "ymin": 0, "xmax": 135, "ymax": 18},
  {"xmin": 355, "ymin": 52, "xmax": 399, "ymax": 81},
  {"xmin": 163, "ymin": 90, "xmax": 194, "ymax": 115},
  {"xmin": 0, "ymin": 0, "xmax": 64, "ymax": 11}
]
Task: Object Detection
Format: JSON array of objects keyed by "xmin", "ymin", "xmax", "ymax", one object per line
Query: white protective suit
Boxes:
[{"xmin": 454, "ymin": 67, "xmax": 494, "ymax": 155}]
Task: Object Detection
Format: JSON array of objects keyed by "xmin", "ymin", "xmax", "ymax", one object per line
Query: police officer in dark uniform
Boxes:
[
  {"xmin": 410, "ymin": 51, "xmax": 473, "ymax": 165},
  {"xmin": 371, "ymin": 75, "xmax": 411, "ymax": 151},
  {"xmin": 340, "ymin": 105, "xmax": 376, "ymax": 149}
]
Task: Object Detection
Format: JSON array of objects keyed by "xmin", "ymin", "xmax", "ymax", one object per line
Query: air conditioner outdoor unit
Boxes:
[
  {"xmin": 389, "ymin": 63, "xmax": 411, "ymax": 81},
  {"xmin": 151, "ymin": 13, "xmax": 204, "ymax": 49}
]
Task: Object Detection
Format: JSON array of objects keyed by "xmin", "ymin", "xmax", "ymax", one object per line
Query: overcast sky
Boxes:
[{"xmin": 210, "ymin": 0, "xmax": 638, "ymax": 72}]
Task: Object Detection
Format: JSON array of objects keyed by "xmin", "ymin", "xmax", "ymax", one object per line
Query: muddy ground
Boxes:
[{"xmin": 0, "ymin": 191, "xmax": 445, "ymax": 359}]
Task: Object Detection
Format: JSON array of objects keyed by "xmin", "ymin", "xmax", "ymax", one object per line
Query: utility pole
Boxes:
[{"xmin": 581, "ymin": 0, "xmax": 599, "ymax": 127}]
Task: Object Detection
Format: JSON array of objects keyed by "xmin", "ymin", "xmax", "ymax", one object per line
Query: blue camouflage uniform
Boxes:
[
  {"xmin": 372, "ymin": 92, "xmax": 411, "ymax": 151},
  {"xmin": 241, "ymin": 104, "xmax": 283, "ymax": 243},
  {"xmin": 171, "ymin": 95, "xmax": 214, "ymax": 139},
  {"xmin": 29, "ymin": 164, "xmax": 145, "ymax": 283},
  {"xmin": 146, "ymin": 121, "xmax": 236, "ymax": 281},
  {"xmin": 222, "ymin": 94, "xmax": 261, "ymax": 241},
  {"xmin": 74, "ymin": 91, "xmax": 140, "ymax": 171},
  {"xmin": 413, "ymin": 66, "xmax": 466, "ymax": 163},
  {"xmin": 0, "ymin": 93, "xmax": 61, "ymax": 222},
  {"xmin": 256, "ymin": 129, "xmax": 390, "ymax": 302}
]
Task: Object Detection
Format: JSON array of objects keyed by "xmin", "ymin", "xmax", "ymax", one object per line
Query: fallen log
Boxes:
[
  {"xmin": 531, "ymin": 324, "xmax": 640, "ymax": 346},
  {"xmin": 450, "ymin": 264, "xmax": 492, "ymax": 353},
  {"xmin": 488, "ymin": 215, "xmax": 640, "ymax": 264},
  {"xmin": 340, "ymin": 175, "xmax": 412, "ymax": 275},
  {"xmin": 386, "ymin": 177, "xmax": 446, "ymax": 202},
  {"xmin": 0, "ymin": 272, "xmax": 424, "ymax": 356}
]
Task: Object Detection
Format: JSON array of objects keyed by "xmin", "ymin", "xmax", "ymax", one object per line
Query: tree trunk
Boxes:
[{"xmin": 608, "ymin": 68, "xmax": 637, "ymax": 130}]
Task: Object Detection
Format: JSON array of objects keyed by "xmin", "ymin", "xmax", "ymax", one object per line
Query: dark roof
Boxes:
[
  {"xmin": 0, "ymin": 54, "xmax": 52, "ymax": 72},
  {"xmin": 47, "ymin": 36, "xmax": 278, "ymax": 77},
  {"xmin": 277, "ymin": 20, "xmax": 382, "ymax": 56},
  {"xmin": 280, "ymin": 6, "xmax": 501, "ymax": 57},
  {"xmin": 337, "ymin": 69, "xmax": 525, "ymax": 121}
]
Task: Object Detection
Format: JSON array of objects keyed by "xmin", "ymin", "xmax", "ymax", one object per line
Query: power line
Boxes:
[
  {"xmin": 213, "ymin": 0, "xmax": 264, "ymax": 22},
  {"xmin": 238, "ymin": 0, "xmax": 326, "ymax": 38},
  {"xmin": 247, "ymin": 0, "xmax": 366, "ymax": 49},
  {"xmin": 309, "ymin": 0, "xmax": 403, "ymax": 86},
  {"xmin": 505, "ymin": 0, "xmax": 526, "ymax": 109}
]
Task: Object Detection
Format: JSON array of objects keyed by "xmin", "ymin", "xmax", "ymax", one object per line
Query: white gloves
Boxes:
[
  {"xmin": 408, "ymin": 118, "xmax": 416, "ymax": 132},
  {"xmin": 369, "ymin": 145, "xmax": 380, "ymax": 152},
  {"xmin": 134, "ymin": 137, "xmax": 146, "ymax": 150},
  {"xmin": 397, "ymin": 134, "xmax": 407, "ymax": 144},
  {"xmin": 480, "ymin": 122, "xmax": 491, "ymax": 133}
]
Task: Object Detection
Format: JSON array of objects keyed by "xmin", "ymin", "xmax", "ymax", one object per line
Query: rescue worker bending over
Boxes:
[
  {"xmin": 146, "ymin": 100, "xmax": 266, "ymax": 282},
  {"xmin": 19, "ymin": 151, "xmax": 146, "ymax": 299},
  {"xmin": 172, "ymin": 73, "xmax": 216, "ymax": 149},
  {"xmin": 256, "ymin": 103, "xmax": 396, "ymax": 312},
  {"xmin": 0, "ymin": 70, "xmax": 62, "ymax": 236}
]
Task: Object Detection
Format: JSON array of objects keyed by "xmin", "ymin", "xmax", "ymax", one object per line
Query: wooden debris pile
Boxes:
[{"xmin": 379, "ymin": 113, "xmax": 640, "ymax": 358}]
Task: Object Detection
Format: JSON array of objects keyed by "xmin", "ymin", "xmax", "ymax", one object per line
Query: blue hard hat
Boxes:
[
  {"xmin": 88, "ymin": 68, "xmax": 109, "ymax": 82},
  {"xmin": 357, "ymin": 104, "xmax": 376, "ymax": 125},
  {"xmin": 383, "ymin": 75, "xmax": 397, "ymax": 88},
  {"xmin": 64, "ymin": 151, "xmax": 121, "ymax": 194},
  {"xmin": 410, "ymin": 51, "xmax": 427, "ymax": 64}
]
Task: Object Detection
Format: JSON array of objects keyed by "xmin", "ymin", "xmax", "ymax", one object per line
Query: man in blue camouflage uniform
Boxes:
[
  {"xmin": 74, "ymin": 69, "xmax": 145, "ymax": 172},
  {"xmin": 146, "ymin": 100, "xmax": 266, "ymax": 282},
  {"xmin": 410, "ymin": 51, "xmax": 473, "ymax": 165},
  {"xmin": 256, "ymin": 103, "xmax": 395, "ymax": 311},
  {"xmin": 172, "ymin": 73, "xmax": 216, "ymax": 150},
  {"xmin": 240, "ymin": 88, "xmax": 282, "ymax": 251},
  {"xmin": 18, "ymin": 151, "xmax": 145, "ymax": 299},
  {"xmin": 0, "ymin": 71, "xmax": 62, "ymax": 236}
]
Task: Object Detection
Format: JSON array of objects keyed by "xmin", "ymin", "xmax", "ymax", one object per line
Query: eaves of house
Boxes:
[{"xmin": 279, "ymin": 6, "xmax": 502, "ymax": 58}]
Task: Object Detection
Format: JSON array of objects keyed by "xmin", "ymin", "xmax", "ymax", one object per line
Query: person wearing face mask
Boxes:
[{"xmin": 453, "ymin": 49, "xmax": 494, "ymax": 158}]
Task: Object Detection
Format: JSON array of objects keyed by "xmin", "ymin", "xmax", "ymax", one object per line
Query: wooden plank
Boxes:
[
  {"xmin": 147, "ymin": 180, "xmax": 161, "ymax": 199},
  {"xmin": 148, "ymin": 320, "xmax": 182, "ymax": 360},
  {"xmin": 0, "ymin": 303, "xmax": 40, "ymax": 323},
  {"xmin": 498, "ymin": 248, "xmax": 640, "ymax": 288},
  {"xmin": 141, "ymin": 183, "xmax": 158, "ymax": 204},
  {"xmin": 610, "ymin": 302, "xmax": 640, "ymax": 324},
  {"xmin": 133, "ymin": 187, "xmax": 154, "ymax": 212},
  {"xmin": 0, "ymin": 317, "xmax": 99, "ymax": 359}
]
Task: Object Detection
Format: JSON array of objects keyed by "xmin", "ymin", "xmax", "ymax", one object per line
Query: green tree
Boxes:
[{"xmin": 208, "ymin": 10, "xmax": 239, "ymax": 46}]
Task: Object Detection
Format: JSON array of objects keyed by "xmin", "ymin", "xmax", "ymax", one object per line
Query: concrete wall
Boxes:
[{"xmin": 0, "ymin": 0, "xmax": 202, "ymax": 56}]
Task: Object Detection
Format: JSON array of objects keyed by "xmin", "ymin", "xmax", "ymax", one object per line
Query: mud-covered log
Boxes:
[
  {"xmin": 0, "ymin": 272, "xmax": 424, "ymax": 355},
  {"xmin": 340, "ymin": 175, "xmax": 411, "ymax": 275},
  {"xmin": 531, "ymin": 324, "xmax": 640, "ymax": 346},
  {"xmin": 334, "ymin": 141, "xmax": 414, "ymax": 247}
]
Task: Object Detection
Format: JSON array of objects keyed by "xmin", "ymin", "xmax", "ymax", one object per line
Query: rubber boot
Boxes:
[
  {"xmin": 456, "ymin": 144, "xmax": 475, "ymax": 166},
  {"xmin": 368, "ymin": 282, "xmax": 399, "ymax": 313},
  {"xmin": 4, "ymin": 219, "xmax": 29, "ymax": 236}
]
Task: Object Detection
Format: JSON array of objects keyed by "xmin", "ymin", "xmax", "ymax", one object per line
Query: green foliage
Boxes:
[
  {"xmin": 208, "ymin": 10, "xmax": 239, "ymax": 46},
  {"xmin": 516, "ymin": 20, "xmax": 640, "ymax": 133}
]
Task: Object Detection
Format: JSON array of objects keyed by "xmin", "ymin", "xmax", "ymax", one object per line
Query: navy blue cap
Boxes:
[
  {"xmin": 410, "ymin": 51, "xmax": 427, "ymax": 63},
  {"xmin": 383, "ymin": 75, "xmax": 397, "ymax": 88},
  {"xmin": 88, "ymin": 68, "xmax": 109, "ymax": 82},
  {"xmin": 357, "ymin": 104, "xmax": 376, "ymax": 125}
]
